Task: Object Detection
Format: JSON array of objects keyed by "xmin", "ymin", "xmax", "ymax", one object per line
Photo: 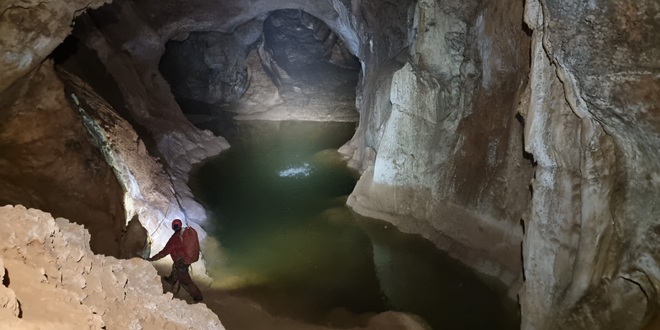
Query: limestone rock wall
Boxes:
[
  {"xmin": 344, "ymin": 0, "xmax": 533, "ymax": 287},
  {"xmin": 160, "ymin": 20, "xmax": 264, "ymax": 107},
  {"xmin": 0, "ymin": 0, "xmax": 109, "ymax": 96},
  {"xmin": 56, "ymin": 69, "xmax": 208, "ymax": 271},
  {"xmin": 72, "ymin": 4, "xmax": 229, "ymax": 228},
  {"xmin": 519, "ymin": 0, "xmax": 660, "ymax": 328},
  {"xmin": 1, "ymin": 0, "xmax": 658, "ymax": 327},
  {"xmin": 0, "ymin": 61, "xmax": 125, "ymax": 257}
]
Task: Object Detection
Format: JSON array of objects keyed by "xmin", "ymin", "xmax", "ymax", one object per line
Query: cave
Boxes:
[
  {"xmin": 156, "ymin": 8, "xmax": 362, "ymax": 138},
  {"xmin": 0, "ymin": 0, "xmax": 659, "ymax": 329}
]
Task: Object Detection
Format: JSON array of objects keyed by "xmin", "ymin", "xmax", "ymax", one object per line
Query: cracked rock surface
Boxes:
[{"xmin": 0, "ymin": 204, "xmax": 223, "ymax": 330}]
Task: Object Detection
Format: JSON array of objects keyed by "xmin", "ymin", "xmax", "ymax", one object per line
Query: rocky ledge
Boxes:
[{"xmin": 0, "ymin": 204, "xmax": 223, "ymax": 330}]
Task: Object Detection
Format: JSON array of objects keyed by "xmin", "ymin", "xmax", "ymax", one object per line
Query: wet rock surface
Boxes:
[{"xmin": 345, "ymin": 0, "xmax": 532, "ymax": 289}]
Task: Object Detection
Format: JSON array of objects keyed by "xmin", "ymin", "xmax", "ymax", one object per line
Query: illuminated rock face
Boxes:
[
  {"xmin": 519, "ymin": 0, "xmax": 660, "ymax": 329},
  {"xmin": 346, "ymin": 0, "xmax": 532, "ymax": 289},
  {"xmin": 0, "ymin": 0, "xmax": 658, "ymax": 328}
]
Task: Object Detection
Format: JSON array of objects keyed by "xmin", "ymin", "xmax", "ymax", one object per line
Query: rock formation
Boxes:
[
  {"xmin": 519, "ymin": 1, "xmax": 660, "ymax": 329},
  {"xmin": 0, "ymin": 205, "xmax": 223, "ymax": 329},
  {"xmin": 0, "ymin": 0, "xmax": 658, "ymax": 328},
  {"xmin": 344, "ymin": 0, "xmax": 532, "ymax": 289},
  {"xmin": 0, "ymin": 59, "xmax": 126, "ymax": 257}
]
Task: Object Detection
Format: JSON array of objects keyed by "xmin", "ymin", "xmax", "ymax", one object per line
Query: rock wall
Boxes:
[
  {"xmin": 0, "ymin": 0, "xmax": 109, "ymax": 95},
  {"xmin": 343, "ymin": 0, "xmax": 532, "ymax": 287},
  {"xmin": 0, "ymin": 60, "xmax": 125, "ymax": 257},
  {"xmin": 519, "ymin": 0, "xmax": 660, "ymax": 328},
  {"xmin": 72, "ymin": 4, "xmax": 229, "ymax": 227},
  {"xmin": 1, "ymin": 0, "xmax": 658, "ymax": 328},
  {"xmin": 160, "ymin": 21, "xmax": 263, "ymax": 107},
  {"xmin": 56, "ymin": 69, "xmax": 209, "ymax": 269}
]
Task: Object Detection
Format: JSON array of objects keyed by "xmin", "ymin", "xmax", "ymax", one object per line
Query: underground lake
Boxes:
[{"xmin": 189, "ymin": 120, "xmax": 519, "ymax": 330}]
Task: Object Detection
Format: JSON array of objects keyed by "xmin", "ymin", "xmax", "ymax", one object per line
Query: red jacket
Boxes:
[{"xmin": 150, "ymin": 230, "xmax": 185, "ymax": 263}]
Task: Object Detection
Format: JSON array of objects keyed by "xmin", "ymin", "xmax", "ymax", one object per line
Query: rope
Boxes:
[
  {"xmin": 164, "ymin": 138, "xmax": 191, "ymax": 227},
  {"xmin": 149, "ymin": 201, "xmax": 172, "ymax": 238}
]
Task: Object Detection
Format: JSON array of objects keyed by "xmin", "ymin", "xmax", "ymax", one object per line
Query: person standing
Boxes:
[{"xmin": 148, "ymin": 219, "xmax": 203, "ymax": 302}]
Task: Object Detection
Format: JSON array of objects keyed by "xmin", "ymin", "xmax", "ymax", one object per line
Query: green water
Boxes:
[{"xmin": 190, "ymin": 121, "xmax": 518, "ymax": 329}]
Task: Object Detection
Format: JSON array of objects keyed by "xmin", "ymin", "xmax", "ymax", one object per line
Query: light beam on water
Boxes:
[{"xmin": 190, "ymin": 121, "xmax": 518, "ymax": 329}]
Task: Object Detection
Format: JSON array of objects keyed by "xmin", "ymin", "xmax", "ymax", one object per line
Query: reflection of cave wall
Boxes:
[{"xmin": 1, "ymin": 0, "xmax": 659, "ymax": 328}]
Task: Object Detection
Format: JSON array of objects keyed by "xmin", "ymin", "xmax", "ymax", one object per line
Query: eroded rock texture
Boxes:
[
  {"xmin": 519, "ymin": 0, "xmax": 660, "ymax": 329},
  {"xmin": 343, "ymin": 0, "xmax": 532, "ymax": 288},
  {"xmin": 0, "ymin": 61, "xmax": 125, "ymax": 257},
  {"xmin": 160, "ymin": 20, "xmax": 263, "ymax": 107},
  {"xmin": 56, "ymin": 69, "xmax": 209, "ymax": 271},
  {"xmin": 0, "ymin": 205, "xmax": 223, "ymax": 329}
]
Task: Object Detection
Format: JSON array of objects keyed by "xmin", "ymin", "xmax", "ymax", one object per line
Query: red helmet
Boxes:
[{"xmin": 171, "ymin": 219, "xmax": 183, "ymax": 231}]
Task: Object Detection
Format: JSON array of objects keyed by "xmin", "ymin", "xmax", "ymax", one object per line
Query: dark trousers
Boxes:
[{"xmin": 166, "ymin": 259, "xmax": 203, "ymax": 302}]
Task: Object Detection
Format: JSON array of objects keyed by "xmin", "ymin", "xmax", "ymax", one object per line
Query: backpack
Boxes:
[{"xmin": 180, "ymin": 226, "xmax": 200, "ymax": 264}]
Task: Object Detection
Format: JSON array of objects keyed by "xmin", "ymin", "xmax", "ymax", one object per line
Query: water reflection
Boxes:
[{"xmin": 189, "ymin": 121, "xmax": 518, "ymax": 329}]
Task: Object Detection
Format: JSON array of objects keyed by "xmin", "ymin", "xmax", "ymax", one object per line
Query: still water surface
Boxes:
[{"xmin": 190, "ymin": 121, "xmax": 518, "ymax": 329}]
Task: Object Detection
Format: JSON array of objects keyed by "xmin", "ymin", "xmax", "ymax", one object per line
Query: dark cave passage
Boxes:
[{"xmin": 158, "ymin": 9, "xmax": 361, "ymax": 136}]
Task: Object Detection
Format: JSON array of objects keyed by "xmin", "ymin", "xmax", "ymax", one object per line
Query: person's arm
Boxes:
[{"xmin": 147, "ymin": 235, "xmax": 176, "ymax": 261}]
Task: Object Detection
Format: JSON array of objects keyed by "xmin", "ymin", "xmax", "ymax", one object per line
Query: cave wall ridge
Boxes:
[
  {"xmin": 72, "ymin": 3, "xmax": 230, "ymax": 229},
  {"xmin": 344, "ymin": 0, "xmax": 533, "ymax": 288},
  {"xmin": 0, "ymin": 59, "xmax": 128, "ymax": 256},
  {"xmin": 519, "ymin": 0, "xmax": 660, "ymax": 328}
]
